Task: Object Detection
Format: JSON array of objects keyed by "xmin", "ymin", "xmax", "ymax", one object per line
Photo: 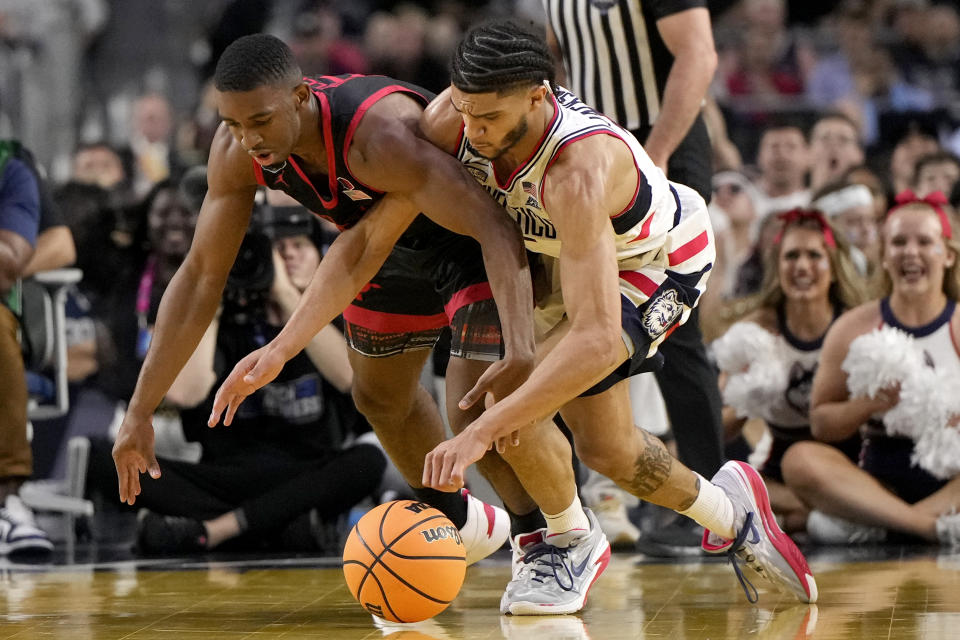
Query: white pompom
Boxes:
[
  {"xmin": 842, "ymin": 326, "xmax": 923, "ymax": 398},
  {"xmin": 712, "ymin": 322, "xmax": 778, "ymax": 374},
  {"xmin": 911, "ymin": 424, "xmax": 960, "ymax": 480},
  {"xmin": 885, "ymin": 366, "xmax": 940, "ymax": 440},
  {"xmin": 723, "ymin": 358, "xmax": 789, "ymax": 420}
]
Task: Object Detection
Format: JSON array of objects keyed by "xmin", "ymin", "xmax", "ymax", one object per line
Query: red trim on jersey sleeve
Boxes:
[
  {"xmin": 287, "ymin": 156, "xmax": 335, "ymax": 209},
  {"xmin": 343, "ymin": 85, "xmax": 427, "ymax": 193},
  {"xmin": 314, "ymin": 91, "xmax": 340, "ymax": 208},
  {"xmin": 444, "ymin": 282, "xmax": 493, "ymax": 321},
  {"xmin": 495, "ymin": 93, "xmax": 561, "ymax": 190},
  {"xmin": 538, "ymin": 128, "xmax": 644, "ymax": 222},
  {"xmin": 667, "ymin": 230, "xmax": 709, "ymax": 266},
  {"xmin": 342, "ymin": 305, "xmax": 449, "ymax": 332},
  {"xmin": 619, "ymin": 270, "xmax": 659, "ymax": 297},
  {"xmin": 251, "ymin": 161, "xmax": 267, "ymax": 186}
]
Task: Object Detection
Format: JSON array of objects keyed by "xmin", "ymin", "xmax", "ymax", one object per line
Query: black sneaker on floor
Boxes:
[
  {"xmin": 635, "ymin": 516, "xmax": 705, "ymax": 558},
  {"xmin": 136, "ymin": 510, "xmax": 208, "ymax": 554}
]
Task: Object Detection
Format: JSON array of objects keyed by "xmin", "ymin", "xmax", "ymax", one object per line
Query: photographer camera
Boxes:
[{"xmin": 86, "ymin": 179, "xmax": 386, "ymax": 554}]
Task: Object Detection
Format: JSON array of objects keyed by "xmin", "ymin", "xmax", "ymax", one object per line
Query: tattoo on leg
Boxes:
[{"xmin": 629, "ymin": 430, "xmax": 673, "ymax": 497}]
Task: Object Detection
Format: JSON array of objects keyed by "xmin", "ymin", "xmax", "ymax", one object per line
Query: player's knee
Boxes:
[
  {"xmin": 780, "ymin": 441, "xmax": 827, "ymax": 491},
  {"xmin": 574, "ymin": 440, "xmax": 626, "ymax": 480},
  {"xmin": 351, "ymin": 383, "xmax": 413, "ymax": 425}
]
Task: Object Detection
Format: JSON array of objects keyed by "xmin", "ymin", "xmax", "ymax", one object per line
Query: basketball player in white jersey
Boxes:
[
  {"xmin": 782, "ymin": 192, "xmax": 960, "ymax": 545},
  {"xmin": 420, "ymin": 20, "xmax": 817, "ymax": 609}
]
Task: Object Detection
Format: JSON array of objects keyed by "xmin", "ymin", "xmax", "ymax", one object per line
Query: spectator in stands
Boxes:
[
  {"xmin": 844, "ymin": 164, "xmax": 890, "ymax": 223},
  {"xmin": 808, "ymin": 113, "xmax": 865, "ymax": 195},
  {"xmin": 782, "ymin": 193, "xmax": 960, "ymax": 545},
  {"xmin": 889, "ymin": 126, "xmax": 939, "ymax": 195},
  {"xmin": 712, "ymin": 208, "xmax": 865, "ymax": 533},
  {"xmin": 706, "ymin": 170, "xmax": 762, "ymax": 302},
  {"xmin": 913, "ymin": 151, "xmax": 960, "ymax": 200},
  {"xmin": 806, "ymin": 2, "xmax": 933, "ymax": 147},
  {"xmin": 719, "ymin": 0, "xmax": 810, "ymax": 106},
  {"xmin": 86, "ymin": 200, "xmax": 387, "ymax": 553},
  {"xmin": 753, "ymin": 122, "xmax": 811, "ymax": 218},
  {"xmin": 813, "ymin": 180, "xmax": 881, "ymax": 279},
  {"xmin": 0, "ymin": 140, "xmax": 54, "ymax": 555},
  {"xmin": 128, "ymin": 92, "xmax": 185, "ymax": 197}
]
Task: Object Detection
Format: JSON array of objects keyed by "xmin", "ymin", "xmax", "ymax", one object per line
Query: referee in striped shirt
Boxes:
[{"xmin": 543, "ymin": 0, "xmax": 724, "ymax": 553}]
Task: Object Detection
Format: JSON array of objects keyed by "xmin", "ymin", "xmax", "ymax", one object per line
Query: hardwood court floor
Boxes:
[{"xmin": 2, "ymin": 544, "xmax": 959, "ymax": 639}]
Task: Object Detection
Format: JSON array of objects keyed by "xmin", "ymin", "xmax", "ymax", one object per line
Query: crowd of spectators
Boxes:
[{"xmin": 2, "ymin": 0, "xmax": 960, "ymax": 556}]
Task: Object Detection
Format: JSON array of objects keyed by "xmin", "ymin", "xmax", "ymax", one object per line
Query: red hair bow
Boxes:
[
  {"xmin": 772, "ymin": 208, "xmax": 836, "ymax": 248},
  {"xmin": 888, "ymin": 189, "xmax": 952, "ymax": 239}
]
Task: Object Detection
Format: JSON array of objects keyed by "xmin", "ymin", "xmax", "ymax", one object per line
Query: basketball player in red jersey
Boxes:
[{"xmin": 112, "ymin": 34, "xmax": 549, "ymax": 565}]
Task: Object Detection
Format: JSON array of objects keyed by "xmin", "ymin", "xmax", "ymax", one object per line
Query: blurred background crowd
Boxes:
[{"xmin": 3, "ymin": 0, "xmax": 960, "ymax": 557}]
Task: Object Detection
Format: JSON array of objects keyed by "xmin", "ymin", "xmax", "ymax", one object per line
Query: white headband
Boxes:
[{"xmin": 813, "ymin": 184, "xmax": 874, "ymax": 218}]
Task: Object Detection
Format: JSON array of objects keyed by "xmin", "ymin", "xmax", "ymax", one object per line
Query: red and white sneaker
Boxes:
[
  {"xmin": 459, "ymin": 490, "xmax": 510, "ymax": 565},
  {"xmin": 702, "ymin": 461, "xmax": 818, "ymax": 603}
]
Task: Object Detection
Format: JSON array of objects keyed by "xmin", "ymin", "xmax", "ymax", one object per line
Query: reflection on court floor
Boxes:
[{"xmin": 1, "ymin": 547, "xmax": 959, "ymax": 639}]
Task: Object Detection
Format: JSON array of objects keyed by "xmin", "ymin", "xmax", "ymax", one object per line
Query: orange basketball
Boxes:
[{"xmin": 342, "ymin": 500, "xmax": 466, "ymax": 623}]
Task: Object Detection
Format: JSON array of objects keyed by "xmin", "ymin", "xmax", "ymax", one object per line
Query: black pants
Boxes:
[
  {"xmin": 87, "ymin": 438, "xmax": 386, "ymax": 540},
  {"xmin": 653, "ymin": 307, "xmax": 725, "ymax": 478}
]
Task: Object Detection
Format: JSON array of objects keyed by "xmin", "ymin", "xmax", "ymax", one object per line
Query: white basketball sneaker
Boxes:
[
  {"xmin": 459, "ymin": 490, "xmax": 510, "ymax": 565},
  {"xmin": 0, "ymin": 495, "xmax": 53, "ymax": 556},
  {"xmin": 500, "ymin": 509, "xmax": 611, "ymax": 615},
  {"xmin": 701, "ymin": 461, "xmax": 818, "ymax": 604}
]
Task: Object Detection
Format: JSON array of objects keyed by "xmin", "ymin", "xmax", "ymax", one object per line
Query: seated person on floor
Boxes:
[
  {"xmin": 781, "ymin": 191, "xmax": 960, "ymax": 546},
  {"xmin": 712, "ymin": 208, "xmax": 866, "ymax": 533},
  {"xmin": 86, "ymin": 189, "xmax": 387, "ymax": 553}
]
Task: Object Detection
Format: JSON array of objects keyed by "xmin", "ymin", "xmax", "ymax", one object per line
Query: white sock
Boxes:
[
  {"xmin": 678, "ymin": 474, "xmax": 736, "ymax": 539},
  {"xmin": 542, "ymin": 494, "xmax": 591, "ymax": 546}
]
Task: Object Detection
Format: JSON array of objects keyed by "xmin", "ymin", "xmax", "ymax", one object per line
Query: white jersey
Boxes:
[
  {"xmin": 765, "ymin": 314, "xmax": 829, "ymax": 430},
  {"xmin": 455, "ymin": 85, "xmax": 678, "ymax": 270},
  {"xmin": 879, "ymin": 298, "xmax": 960, "ymax": 380}
]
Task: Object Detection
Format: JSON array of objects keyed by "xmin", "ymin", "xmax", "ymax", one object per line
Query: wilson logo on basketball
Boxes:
[
  {"xmin": 420, "ymin": 525, "xmax": 463, "ymax": 546},
  {"xmin": 403, "ymin": 501, "xmax": 432, "ymax": 514}
]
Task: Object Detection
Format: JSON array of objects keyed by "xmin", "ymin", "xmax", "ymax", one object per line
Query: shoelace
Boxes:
[
  {"xmin": 521, "ymin": 542, "xmax": 575, "ymax": 591},
  {"xmin": 726, "ymin": 511, "xmax": 760, "ymax": 604}
]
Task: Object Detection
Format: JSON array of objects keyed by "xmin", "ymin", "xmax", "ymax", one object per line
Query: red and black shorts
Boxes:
[{"xmin": 343, "ymin": 229, "xmax": 502, "ymax": 360}]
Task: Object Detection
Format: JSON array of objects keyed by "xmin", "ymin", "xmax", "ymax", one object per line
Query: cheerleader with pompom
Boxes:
[
  {"xmin": 713, "ymin": 208, "xmax": 866, "ymax": 532},
  {"xmin": 783, "ymin": 191, "xmax": 960, "ymax": 546}
]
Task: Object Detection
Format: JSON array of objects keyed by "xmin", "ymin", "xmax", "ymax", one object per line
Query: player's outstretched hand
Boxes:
[
  {"xmin": 112, "ymin": 412, "xmax": 161, "ymax": 506},
  {"xmin": 458, "ymin": 354, "xmax": 533, "ymax": 412},
  {"xmin": 423, "ymin": 429, "xmax": 490, "ymax": 492},
  {"xmin": 209, "ymin": 345, "xmax": 286, "ymax": 426}
]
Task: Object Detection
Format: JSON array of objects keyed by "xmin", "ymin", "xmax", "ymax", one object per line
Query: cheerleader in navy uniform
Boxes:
[
  {"xmin": 783, "ymin": 191, "xmax": 960, "ymax": 546},
  {"xmin": 712, "ymin": 208, "xmax": 867, "ymax": 533}
]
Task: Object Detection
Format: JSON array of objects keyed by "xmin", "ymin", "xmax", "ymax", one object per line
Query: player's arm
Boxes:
[
  {"xmin": 210, "ymin": 190, "xmax": 422, "ymax": 425},
  {"xmin": 365, "ymin": 93, "xmax": 536, "ymax": 365},
  {"xmin": 644, "ymin": 6, "xmax": 717, "ymax": 171},
  {"xmin": 113, "ymin": 127, "xmax": 257, "ymax": 504},
  {"xmin": 809, "ymin": 303, "xmax": 895, "ymax": 442}
]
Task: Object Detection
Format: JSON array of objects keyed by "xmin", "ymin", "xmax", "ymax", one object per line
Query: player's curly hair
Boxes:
[
  {"xmin": 450, "ymin": 20, "xmax": 555, "ymax": 95},
  {"xmin": 214, "ymin": 34, "xmax": 302, "ymax": 92}
]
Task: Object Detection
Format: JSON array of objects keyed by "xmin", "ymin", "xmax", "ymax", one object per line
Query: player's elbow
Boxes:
[{"xmin": 579, "ymin": 324, "xmax": 626, "ymax": 373}]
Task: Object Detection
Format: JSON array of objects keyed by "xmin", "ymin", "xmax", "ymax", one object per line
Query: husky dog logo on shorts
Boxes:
[{"xmin": 642, "ymin": 289, "xmax": 682, "ymax": 338}]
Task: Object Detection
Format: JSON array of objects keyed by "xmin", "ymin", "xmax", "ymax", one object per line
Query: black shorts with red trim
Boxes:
[{"xmin": 343, "ymin": 227, "xmax": 502, "ymax": 360}]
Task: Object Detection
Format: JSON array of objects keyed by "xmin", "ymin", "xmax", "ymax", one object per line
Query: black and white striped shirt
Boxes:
[{"xmin": 542, "ymin": 0, "xmax": 705, "ymax": 131}]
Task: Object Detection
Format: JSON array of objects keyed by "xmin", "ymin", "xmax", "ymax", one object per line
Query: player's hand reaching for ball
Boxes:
[
  {"xmin": 209, "ymin": 345, "xmax": 286, "ymax": 426},
  {"xmin": 423, "ymin": 429, "xmax": 491, "ymax": 492}
]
